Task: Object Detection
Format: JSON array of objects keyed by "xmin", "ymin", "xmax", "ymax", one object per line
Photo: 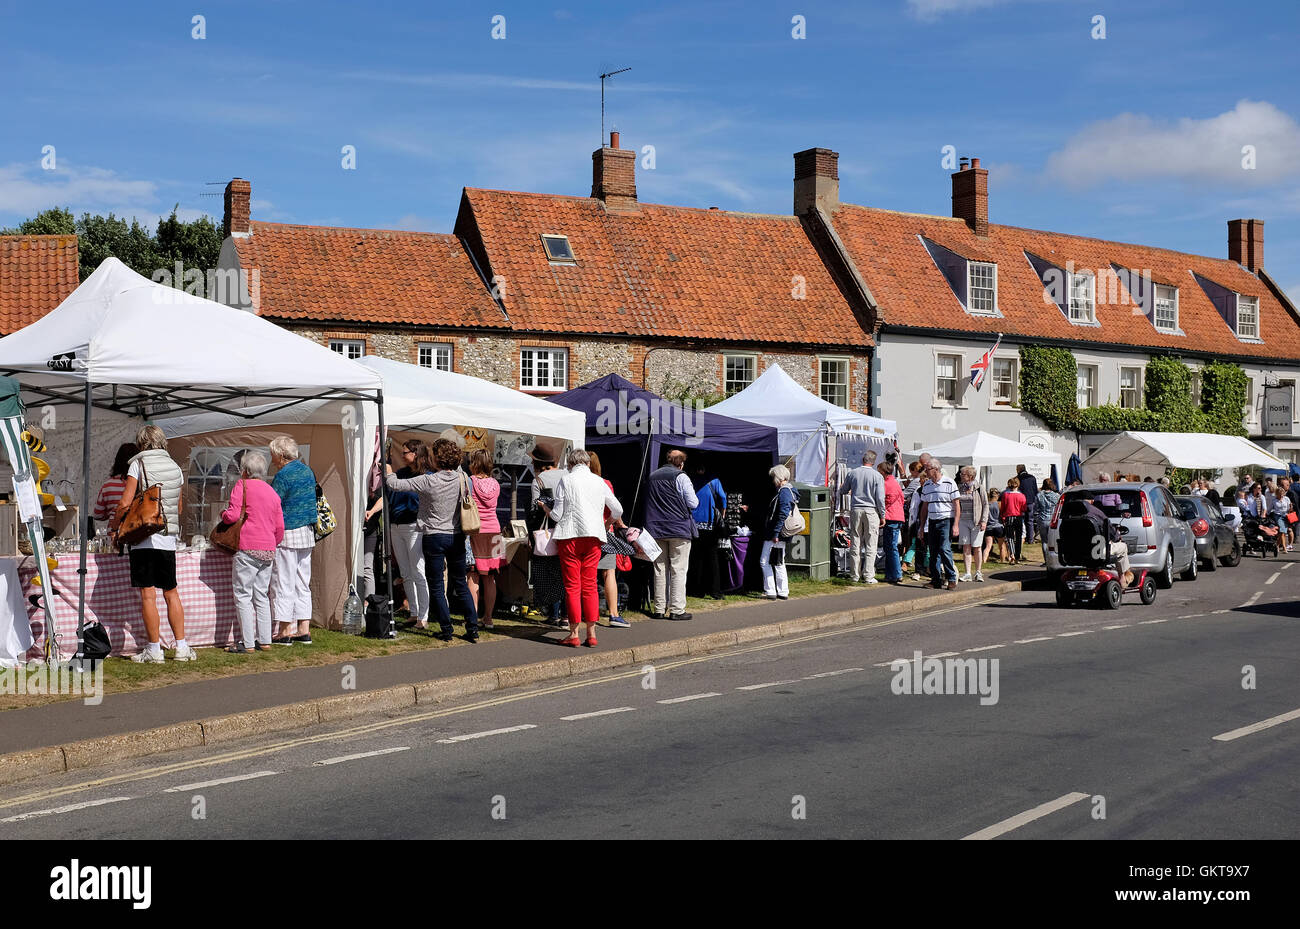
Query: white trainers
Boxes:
[
  {"xmin": 172, "ymin": 644, "xmax": 199, "ymax": 662},
  {"xmin": 130, "ymin": 648, "xmax": 165, "ymax": 664},
  {"xmin": 959, "ymin": 573, "xmax": 972, "ymax": 582},
  {"xmin": 975, "ymin": 572, "xmax": 985, "ymax": 582},
  {"xmin": 911, "ymin": 573, "xmax": 923, "ymax": 582},
  {"xmin": 865, "ymin": 577, "xmax": 878, "ymax": 585}
]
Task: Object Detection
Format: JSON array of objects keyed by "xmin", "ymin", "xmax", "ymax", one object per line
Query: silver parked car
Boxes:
[{"xmin": 1042, "ymin": 482, "xmax": 1198, "ymax": 588}]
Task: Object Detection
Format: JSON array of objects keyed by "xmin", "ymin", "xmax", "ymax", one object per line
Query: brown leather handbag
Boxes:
[
  {"xmin": 117, "ymin": 460, "xmax": 167, "ymax": 545},
  {"xmin": 210, "ymin": 479, "xmax": 247, "ymax": 553}
]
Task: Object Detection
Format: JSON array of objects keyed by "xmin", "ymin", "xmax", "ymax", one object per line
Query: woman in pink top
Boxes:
[
  {"xmin": 999, "ymin": 477, "xmax": 1027, "ymax": 565},
  {"xmin": 466, "ymin": 449, "xmax": 503, "ymax": 629},
  {"xmin": 220, "ymin": 451, "xmax": 285, "ymax": 653},
  {"xmin": 877, "ymin": 461, "xmax": 905, "ymax": 583}
]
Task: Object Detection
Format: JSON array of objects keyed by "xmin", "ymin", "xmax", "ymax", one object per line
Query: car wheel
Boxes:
[
  {"xmin": 1220, "ymin": 541, "xmax": 1241, "ymax": 568},
  {"xmin": 1156, "ymin": 550, "xmax": 1174, "ymax": 589},
  {"xmin": 1201, "ymin": 551, "xmax": 1217, "ymax": 571},
  {"xmin": 1055, "ymin": 587, "xmax": 1073, "ymax": 608},
  {"xmin": 1180, "ymin": 551, "xmax": 1198, "ymax": 581},
  {"xmin": 1139, "ymin": 575, "xmax": 1157, "ymax": 604},
  {"xmin": 1100, "ymin": 579, "xmax": 1122, "ymax": 609}
]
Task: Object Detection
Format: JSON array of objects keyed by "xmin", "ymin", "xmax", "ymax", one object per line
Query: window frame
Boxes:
[
  {"xmin": 988, "ymin": 354, "xmax": 1018, "ymax": 409},
  {"xmin": 1118, "ymin": 365, "xmax": 1144, "ymax": 409},
  {"xmin": 417, "ymin": 341, "xmax": 454, "ymax": 372},
  {"xmin": 818, "ymin": 356, "xmax": 850, "ymax": 408},
  {"xmin": 723, "ymin": 353, "xmax": 757, "ymax": 397},
  {"xmin": 1244, "ymin": 376, "xmax": 1256, "ymax": 424},
  {"xmin": 1068, "ymin": 271, "xmax": 1096, "ymax": 324},
  {"xmin": 1076, "ymin": 363, "xmax": 1098, "ymax": 408},
  {"xmin": 328, "ymin": 338, "xmax": 365, "ymax": 360},
  {"xmin": 540, "ymin": 234, "xmax": 576, "ymax": 263},
  {"xmin": 1153, "ymin": 284, "xmax": 1179, "ymax": 333},
  {"xmin": 519, "ymin": 346, "xmax": 569, "ymax": 393},
  {"xmin": 935, "ymin": 351, "xmax": 963, "ymax": 407},
  {"xmin": 967, "ymin": 261, "xmax": 998, "ymax": 316},
  {"xmin": 1236, "ymin": 294, "xmax": 1260, "ymax": 339}
]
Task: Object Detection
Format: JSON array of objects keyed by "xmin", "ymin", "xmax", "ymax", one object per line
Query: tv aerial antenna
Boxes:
[{"xmin": 599, "ymin": 67, "xmax": 631, "ymax": 144}]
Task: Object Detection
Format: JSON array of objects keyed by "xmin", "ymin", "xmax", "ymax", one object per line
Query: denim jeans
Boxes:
[
  {"xmin": 926, "ymin": 518, "xmax": 956, "ymax": 584},
  {"xmin": 881, "ymin": 521, "xmax": 903, "ymax": 582},
  {"xmin": 423, "ymin": 532, "xmax": 478, "ymax": 636}
]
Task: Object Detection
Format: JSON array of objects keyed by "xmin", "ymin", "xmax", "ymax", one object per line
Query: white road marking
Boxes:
[
  {"xmin": 962, "ymin": 792, "xmax": 1091, "ymax": 840},
  {"xmin": 657, "ymin": 693, "xmax": 721, "ymax": 705},
  {"xmin": 736, "ymin": 680, "xmax": 801, "ymax": 690},
  {"xmin": 1213, "ymin": 707, "xmax": 1300, "ymax": 742},
  {"xmin": 1057, "ymin": 630, "xmax": 1094, "ymax": 637},
  {"xmin": 1212, "ymin": 609, "xmax": 1231, "ymax": 614},
  {"xmin": 314, "ymin": 747, "xmax": 410, "ymax": 766},
  {"xmin": 2, "ymin": 796, "xmax": 134, "ymax": 823},
  {"xmin": 1282, "ymin": 562, "xmax": 1295, "ymax": 571},
  {"xmin": 1178, "ymin": 614, "xmax": 1204, "ymax": 619},
  {"xmin": 1014, "ymin": 636, "xmax": 1054, "ymax": 644},
  {"xmin": 1265, "ymin": 571, "xmax": 1281, "ymax": 586},
  {"xmin": 436, "ymin": 724, "xmax": 536, "ymax": 743},
  {"xmin": 1138, "ymin": 619, "xmax": 1167, "ymax": 625},
  {"xmin": 1101, "ymin": 624, "xmax": 1131, "ymax": 630},
  {"xmin": 561, "ymin": 707, "xmax": 636, "ymax": 720},
  {"xmin": 164, "ymin": 771, "xmax": 278, "ymax": 792},
  {"xmin": 804, "ymin": 667, "xmax": 866, "ymax": 678},
  {"xmin": 874, "ymin": 660, "xmax": 904, "ymax": 667},
  {"xmin": 923, "ymin": 653, "xmax": 960, "ymax": 659},
  {"xmin": 1241, "ymin": 590, "xmax": 1264, "ymax": 608},
  {"xmin": 965, "ymin": 644, "xmax": 1005, "ymax": 652}
]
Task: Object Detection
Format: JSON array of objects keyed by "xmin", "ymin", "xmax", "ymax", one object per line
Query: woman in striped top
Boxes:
[{"xmin": 92, "ymin": 443, "xmax": 139, "ymax": 529}]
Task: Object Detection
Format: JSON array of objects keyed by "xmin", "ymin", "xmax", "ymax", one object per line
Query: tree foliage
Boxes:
[{"xmin": 2, "ymin": 206, "xmax": 222, "ymax": 283}]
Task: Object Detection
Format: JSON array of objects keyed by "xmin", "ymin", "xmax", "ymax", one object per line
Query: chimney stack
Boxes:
[
  {"xmin": 1228, "ymin": 218, "xmax": 1264, "ymax": 273},
  {"xmin": 591, "ymin": 131, "xmax": 637, "ymax": 211},
  {"xmin": 793, "ymin": 147, "xmax": 839, "ymax": 215},
  {"xmin": 952, "ymin": 157, "xmax": 988, "ymax": 236},
  {"xmin": 223, "ymin": 178, "xmax": 251, "ymax": 238}
]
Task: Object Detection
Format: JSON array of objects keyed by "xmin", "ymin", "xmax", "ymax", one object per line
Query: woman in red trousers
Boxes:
[{"xmin": 550, "ymin": 450, "xmax": 624, "ymax": 647}]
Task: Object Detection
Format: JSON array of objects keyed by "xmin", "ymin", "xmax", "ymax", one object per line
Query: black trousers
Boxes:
[{"xmin": 689, "ymin": 528, "xmax": 723, "ymax": 598}]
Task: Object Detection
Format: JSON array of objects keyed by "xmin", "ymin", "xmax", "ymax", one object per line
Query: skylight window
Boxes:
[{"xmin": 541, "ymin": 234, "xmax": 576, "ymax": 262}]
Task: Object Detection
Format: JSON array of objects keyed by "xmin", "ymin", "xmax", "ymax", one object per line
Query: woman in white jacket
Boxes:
[{"xmin": 551, "ymin": 449, "xmax": 623, "ymax": 647}]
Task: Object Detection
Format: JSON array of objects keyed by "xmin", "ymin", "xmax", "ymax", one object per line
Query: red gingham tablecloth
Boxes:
[{"xmin": 17, "ymin": 549, "xmax": 239, "ymax": 658}]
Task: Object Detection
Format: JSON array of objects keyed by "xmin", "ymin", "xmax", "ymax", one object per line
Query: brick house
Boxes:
[
  {"xmin": 0, "ymin": 234, "xmax": 80, "ymax": 335},
  {"xmin": 214, "ymin": 133, "xmax": 877, "ymax": 410},
  {"xmin": 792, "ymin": 149, "xmax": 1300, "ymax": 470}
]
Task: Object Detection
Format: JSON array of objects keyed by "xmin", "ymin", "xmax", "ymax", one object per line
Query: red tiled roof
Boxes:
[
  {"xmin": 231, "ymin": 221, "xmax": 507, "ymax": 328},
  {"xmin": 830, "ymin": 205, "xmax": 1300, "ymax": 361},
  {"xmin": 0, "ymin": 235, "xmax": 79, "ymax": 335},
  {"xmin": 459, "ymin": 189, "xmax": 871, "ymax": 346}
]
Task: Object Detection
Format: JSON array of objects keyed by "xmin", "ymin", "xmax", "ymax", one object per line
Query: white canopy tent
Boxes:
[
  {"xmin": 706, "ymin": 364, "xmax": 897, "ymax": 486},
  {"xmin": 918, "ymin": 430, "xmax": 1063, "ymax": 485},
  {"xmin": 1081, "ymin": 431, "xmax": 1285, "ymax": 479},
  {"xmin": 0, "ymin": 258, "xmax": 386, "ymax": 656}
]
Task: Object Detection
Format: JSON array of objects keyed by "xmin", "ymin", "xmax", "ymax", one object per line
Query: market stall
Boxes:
[
  {"xmin": 0, "ymin": 258, "xmax": 384, "ymax": 660},
  {"xmin": 1081, "ymin": 431, "xmax": 1285, "ymax": 480},
  {"xmin": 705, "ymin": 363, "xmax": 897, "ymax": 487},
  {"xmin": 918, "ymin": 430, "xmax": 1063, "ymax": 489}
]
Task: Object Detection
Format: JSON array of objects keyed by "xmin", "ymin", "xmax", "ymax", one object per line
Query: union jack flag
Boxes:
[{"xmin": 969, "ymin": 334, "xmax": 1003, "ymax": 390}]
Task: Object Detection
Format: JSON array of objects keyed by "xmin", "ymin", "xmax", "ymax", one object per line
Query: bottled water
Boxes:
[{"xmin": 342, "ymin": 584, "xmax": 364, "ymax": 635}]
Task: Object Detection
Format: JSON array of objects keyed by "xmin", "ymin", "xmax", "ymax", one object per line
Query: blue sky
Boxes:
[{"xmin": 3, "ymin": 0, "xmax": 1300, "ymax": 299}]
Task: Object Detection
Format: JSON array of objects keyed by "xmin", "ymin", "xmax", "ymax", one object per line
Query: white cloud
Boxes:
[
  {"xmin": 392, "ymin": 214, "xmax": 434, "ymax": 231},
  {"xmin": 0, "ymin": 162, "xmax": 157, "ymax": 217},
  {"xmin": 1045, "ymin": 100, "xmax": 1300, "ymax": 187},
  {"xmin": 906, "ymin": 0, "xmax": 1055, "ymax": 20}
]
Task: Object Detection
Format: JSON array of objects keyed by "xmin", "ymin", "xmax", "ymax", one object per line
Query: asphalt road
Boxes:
[{"xmin": 3, "ymin": 551, "xmax": 1297, "ymax": 839}]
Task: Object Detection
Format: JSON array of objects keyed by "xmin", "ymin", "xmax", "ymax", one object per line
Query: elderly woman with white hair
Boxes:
[
  {"xmin": 550, "ymin": 449, "xmax": 623, "ymax": 647},
  {"xmin": 269, "ymin": 435, "xmax": 319, "ymax": 645},
  {"xmin": 762, "ymin": 464, "xmax": 796, "ymax": 600},
  {"xmin": 220, "ymin": 451, "xmax": 284, "ymax": 653}
]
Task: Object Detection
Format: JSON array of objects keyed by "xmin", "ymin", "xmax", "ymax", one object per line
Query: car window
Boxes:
[
  {"xmin": 1176, "ymin": 498, "xmax": 1197, "ymax": 519},
  {"xmin": 1063, "ymin": 489, "xmax": 1141, "ymax": 518}
]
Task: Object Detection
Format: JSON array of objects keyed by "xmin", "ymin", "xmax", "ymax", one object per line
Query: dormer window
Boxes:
[
  {"xmin": 967, "ymin": 261, "xmax": 997, "ymax": 315},
  {"xmin": 1237, "ymin": 294, "xmax": 1259, "ymax": 339},
  {"xmin": 1068, "ymin": 271, "xmax": 1095, "ymax": 323},
  {"xmin": 1154, "ymin": 284, "xmax": 1178, "ymax": 332},
  {"xmin": 540, "ymin": 234, "xmax": 576, "ymax": 263}
]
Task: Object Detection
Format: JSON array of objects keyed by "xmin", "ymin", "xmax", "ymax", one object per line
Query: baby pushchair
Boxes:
[{"xmin": 1241, "ymin": 515, "xmax": 1281, "ymax": 558}]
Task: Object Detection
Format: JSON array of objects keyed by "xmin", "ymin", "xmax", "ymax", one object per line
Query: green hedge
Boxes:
[{"xmin": 1018, "ymin": 348, "xmax": 1247, "ymax": 439}]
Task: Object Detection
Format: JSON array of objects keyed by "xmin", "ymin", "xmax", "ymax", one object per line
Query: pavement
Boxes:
[
  {"xmin": 1, "ymin": 548, "xmax": 1293, "ymax": 838},
  {"xmin": 0, "ymin": 563, "xmax": 1036, "ymax": 781}
]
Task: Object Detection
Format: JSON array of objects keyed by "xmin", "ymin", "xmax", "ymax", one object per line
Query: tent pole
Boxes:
[
  {"xmin": 376, "ymin": 391, "xmax": 395, "ymax": 638},
  {"xmin": 76, "ymin": 381, "xmax": 92, "ymax": 664}
]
